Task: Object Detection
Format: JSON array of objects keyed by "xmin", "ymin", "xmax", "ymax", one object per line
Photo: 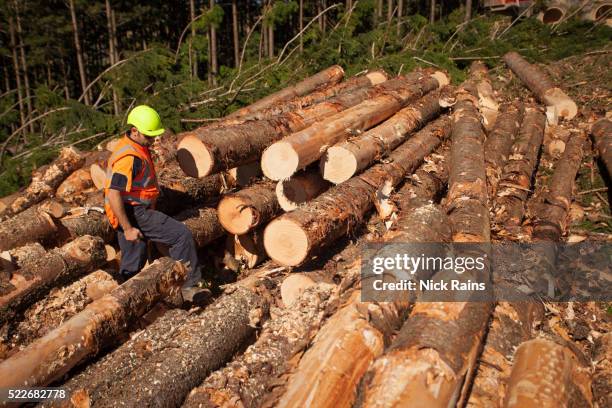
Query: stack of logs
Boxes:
[{"xmin": 0, "ymin": 56, "xmax": 608, "ymax": 408}]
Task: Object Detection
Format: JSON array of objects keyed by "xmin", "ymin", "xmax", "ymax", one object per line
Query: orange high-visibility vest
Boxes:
[{"xmin": 104, "ymin": 135, "xmax": 159, "ymax": 229}]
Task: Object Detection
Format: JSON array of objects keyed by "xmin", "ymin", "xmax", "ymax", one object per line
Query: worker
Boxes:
[{"xmin": 104, "ymin": 105, "xmax": 203, "ymax": 302}]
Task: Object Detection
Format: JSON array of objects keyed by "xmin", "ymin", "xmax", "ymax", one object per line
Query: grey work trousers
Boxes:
[{"xmin": 117, "ymin": 205, "xmax": 201, "ymax": 287}]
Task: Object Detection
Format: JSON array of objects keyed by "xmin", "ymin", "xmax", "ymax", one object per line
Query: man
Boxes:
[{"xmin": 104, "ymin": 105, "xmax": 202, "ymax": 302}]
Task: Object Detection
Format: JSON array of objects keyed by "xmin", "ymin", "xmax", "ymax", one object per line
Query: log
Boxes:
[
  {"xmin": 447, "ymin": 85, "xmax": 490, "ymax": 242},
  {"xmin": 234, "ymin": 70, "xmax": 388, "ymax": 123},
  {"xmin": 320, "ymin": 86, "xmax": 450, "ymax": 184},
  {"xmin": 484, "ymin": 102, "xmax": 524, "ymax": 196},
  {"xmin": 492, "ymin": 107, "xmax": 546, "ymax": 228},
  {"xmin": 0, "ymin": 257, "xmax": 187, "ymax": 388},
  {"xmin": 0, "ymin": 270, "xmax": 118, "ymax": 361},
  {"xmin": 92, "ymin": 285, "xmax": 269, "ymax": 407},
  {"xmin": 55, "ymin": 208, "xmax": 115, "ymax": 245},
  {"xmin": 0, "ymin": 191, "xmax": 20, "ymax": 218},
  {"xmin": 591, "ymin": 118, "xmax": 612, "ymax": 179},
  {"xmin": 533, "ymin": 131, "xmax": 586, "ymax": 241},
  {"xmin": 592, "ymin": 332, "xmax": 612, "ymax": 408},
  {"xmin": 271, "ymin": 290, "xmax": 407, "ymax": 408},
  {"xmin": 0, "ymin": 203, "xmax": 57, "ymax": 251},
  {"xmin": 503, "ymin": 338, "xmax": 593, "ymax": 408},
  {"xmin": 465, "ymin": 61, "xmax": 499, "ymax": 130},
  {"xmin": 0, "ymin": 235, "xmax": 107, "ymax": 326},
  {"xmin": 217, "ymin": 180, "xmax": 280, "ymax": 235},
  {"xmin": 503, "ymin": 52, "xmax": 577, "ymax": 120},
  {"xmin": 276, "ymin": 170, "xmax": 330, "ymax": 211},
  {"xmin": 177, "ymin": 206, "xmax": 224, "ymax": 248},
  {"xmin": 466, "ymin": 302, "xmax": 544, "ymax": 407},
  {"xmin": 56, "ymin": 168, "xmax": 94, "ymax": 200},
  {"xmin": 183, "ymin": 282, "xmax": 334, "ymax": 408},
  {"xmin": 226, "ymin": 65, "xmax": 345, "ymax": 120},
  {"xmin": 177, "ymin": 71, "xmax": 440, "ymax": 178},
  {"xmin": 261, "ymin": 72, "xmax": 447, "ymax": 180},
  {"xmin": 0, "ymin": 243, "xmax": 47, "ymax": 297},
  {"xmin": 7, "ymin": 147, "xmax": 85, "ymax": 216},
  {"xmin": 280, "ymin": 273, "xmax": 316, "ymax": 307},
  {"xmin": 264, "ymin": 116, "xmax": 451, "ymax": 266},
  {"xmin": 231, "ymin": 228, "xmax": 267, "ymax": 269},
  {"xmin": 226, "ymin": 161, "xmax": 262, "ymax": 187}
]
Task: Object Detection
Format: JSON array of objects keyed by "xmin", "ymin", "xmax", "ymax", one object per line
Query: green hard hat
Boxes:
[{"xmin": 127, "ymin": 105, "xmax": 165, "ymax": 137}]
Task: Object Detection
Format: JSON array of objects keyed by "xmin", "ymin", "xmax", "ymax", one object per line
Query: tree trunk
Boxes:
[
  {"xmin": 430, "ymin": 0, "xmax": 436, "ymax": 23},
  {"xmin": 264, "ymin": 116, "xmax": 451, "ymax": 266},
  {"xmin": 493, "ymin": 107, "xmax": 546, "ymax": 228},
  {"xmin": 387, "ymin": 0, "xmax": 394, "ymax": 25},
  {"xmin": 0, "ymin": 235, "xmax": 107, "ymax": 326},
  {"xmin": 321, "ymin": 85, "xmax": 449, "ymax": 184},
  {"xmin": 209, "ymin": 0, "xmax": 218, "ymax": 86},
  {"xmin": 447, "ymin": 84, "xmax": 490, "ymax": 242},
  {"xmin": 178, "ymin": 73, "xmax": 413, "ymax": 178},
  {"xmin": 466, "ymin": 61, "xmax": 499, "ymax": 130},
  {"xmin": 14, "ymin": 2, "xmax": 33, "ymax": 132},
  {"xmin": 377, "ymin": 0, "xmax": 383, "ymax": 23},
  {"xmin": 88, "ymin": 286, "xmax": 268, "ymax": 407},
  {"xmin": 229, "ymin": 227, "xmax": 267, "ymax": 269},
  {"xmin": 0, "ymin": 270, "xmax": 117, "ymax": 361},
  {"xmin": 465, "ymin": 0, "xmax": 473, "ymax": 22},
  {"xmin": 56, "ymin": 168, "xmax": 94, "ymax": 200},
  {"xmin": 236, "ymin": 71, "xmax": 388, "ymax": 124},
  {"xmin": 8, "ymin": 16, "xmax": 26, "ymax": 131},
  {"xmin": 178, "ymin": 206, "xmax": 225, "ymax": 248},
  {"xmin": 271, "ymin": 290, "xmax": 407, "ymax": 408},
  {"xmin": 0, "ymin": 258, "xmax": 186, "ymax": 388},
  {"xmin": 218, "ymin": 180, "xmax": 280, "ymax": 235},
  {"xmin": 504, "ymin": 338, "xmax": 593, "ymax": 407},
  {"xmin": 533, "ymin": 131, "xmax": 586, "ymax": 241},
  {"xmin": 503, "ymin": 52, "xmax": 577, "ymax": 120},
  {"xmin": 467, "ymin": 302, "xmax": 544, "ymax": 407},
  {"xmin": 591, "ymin": 118, "xmax": 612, "ymax": 179},
  {"xmin": 268, "ymin": 24, "xmax": 274, "ymax": 58},
  {"xmin": 261, "ymin": 72, "xmax": 447, "ymax": 180},
  {"xmin": 68, "ymin": 0, "xmax": 91, "ymax": 105},
  {"xmin": 232, "ymin": 0, "xmax": 240, "ymax": 68},
  {"xmin": 105, "ymin": 0, "xmax": 120, "ymax": 114},
  {"xmin": 55, "ymin": 208, "xmax": 115, "ymax": 245},
  {"xmin": 6, "ymin": 147, "xmax": 85, "ymax": 216},
  {"xmin": 276, "ymin": 170, "xmax": 330, "ymax": 211},
  {"xmin": 226, "ymin": 161, "xmax": 262, "ymax": 187},
  {"xmin": 0, "ymin": 204, "xmax": 57, "ymax": 251},
  {"xmin": 190, "ymin": 0, "xmax": 197, "ymax": 78},
  {"xmin": 0, "ymin": 243, "xmax": 47, "ymax": 296},
  {"xmin": 397, "ymin": 0, "xmax": 403, "ymax": 35},
  {"xmin": 484, "ymin": 102, "xmax": 524, "ymax": 196},
  {"xmin": 299, "ymin": 0, "xmax": 304, "ymax": 52},
  {"xmin": 227, "ymin": 65, "xmax": 345, "ymax": 120}
]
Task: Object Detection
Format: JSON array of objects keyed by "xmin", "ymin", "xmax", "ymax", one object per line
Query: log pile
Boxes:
[{"xmin": 0, "ymin": 59, "xmax": 606, "ymax": 407}]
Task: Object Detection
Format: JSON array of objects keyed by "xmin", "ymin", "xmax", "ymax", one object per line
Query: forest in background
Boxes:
[{"xmin": 0, "ymin": 0, "xmax": 610, "ymax": 196}]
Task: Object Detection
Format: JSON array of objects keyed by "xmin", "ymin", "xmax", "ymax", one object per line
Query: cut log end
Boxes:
[
  {"xmin": 365, "ymin": 71, "xmax": 389, "ymax": 85},
  {"xmin": 261, "ymin": 142, "xmax": 299, "ymax": 181},
  {"xmin": 431, "ymin": 71, "xmax": 450, "ymax": 88},
  {"xmin": 177, "ymin": 134, "xmax": 214, "ymax": 178},
  {"xmin": 320, "ymin": 146, "xmax": 358, "ymax": 184},
  {"xmin": 264, "ymin": 218, "xmax": 309, "ymax": 266},
  {"xmin": 90, "ymin": 164, "xmax": 107, "ymax": 190},
  {"xmin": 217, "ymin": 196, "xmax": 257, "ymax": 235},
  {"xmin": 543, "ymin": 88, "xmax": 578, "ymax": 120}
]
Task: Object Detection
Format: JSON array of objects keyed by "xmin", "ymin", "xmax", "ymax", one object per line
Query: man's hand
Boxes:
[{"xmin": 124, "ymin": 227, "xmax": 144, "ymax": 241}]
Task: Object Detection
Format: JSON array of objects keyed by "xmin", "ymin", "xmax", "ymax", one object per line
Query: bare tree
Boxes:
[
  {"xmin": 209, "ymin": 0, "xmax": 218, "ymax": 86},
  {"xmin": 430, "ymin": 0, "xmax": 436, "ymax": 23},
  {"xmin": 14, "ymin": 1, "xmax": 33, "ymax": 131},
  {"xmin": 397, "ymin": 0, "xmax": 403, "ymax": 35},
  {"xmin": 465, "ymin": 0, "xmax": 473, "ymax": 22},
  {"xmin": 189, "ymin": 0, "xmax": 197, "ymax": 78},
  {"xmin": 232, "ymin": 0, "xmax": 240, "ymax": 67},
  {"xmin": 68, "ymin": 0, "xmax": 91, "ymax": 105},
  {"xmin": 8, "ymin": 17, "xmax": 25, "ymax": 130},
  {"xmin": 387, "ymin": 0, "xmax": 394, "ymax": 25},
  {"xmin": 105, "ymin": 0, "xmax": 120, "ymax": 114},
  {"xmin": 299, "ymin": 0, "xmax": 304, "ymax": 52}
]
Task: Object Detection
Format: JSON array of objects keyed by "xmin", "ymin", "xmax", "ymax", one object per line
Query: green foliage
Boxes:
[{"xmin": 265, "ymin": 1, "xmax": 298, "ymax": 28}]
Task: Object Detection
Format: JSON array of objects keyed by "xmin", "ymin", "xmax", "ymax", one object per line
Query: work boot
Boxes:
[{"xmin": 181, "ymin": 286, "xmax": 212, "ymax": 307}]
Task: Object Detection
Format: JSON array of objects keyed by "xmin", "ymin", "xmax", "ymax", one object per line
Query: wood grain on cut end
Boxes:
[
  {"xmin": 261, "ymin": 141, "xmax": 299, "ymax": 181},
  {"xmin": 276, "ymin": 171, "xmax": 329, "ymax": 211},
  {"xmin": 89, "ymin": 163, "xmax": 107, "ymax": 190},
  {"xmin": 177, "ymin": 134, "xmax": 214, "ymax": 178},
  {"xmin": 217, "ymin": 195, "xmax": 256, "ymax": 235},
  {"xmin": 264, "ymin": 217, "xmax": 309, "ymax": 266},
  {"xmin": 320, "ymin": 145, "xmax": 359, "ymax": 184},
  {"xmin": 365, "ymin": 71, "xmax": 388, "ymax": 85}
]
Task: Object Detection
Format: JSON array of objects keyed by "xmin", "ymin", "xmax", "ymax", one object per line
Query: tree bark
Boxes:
[
  {"xmin": 0, "ymin": 258, "xmax": 186, "ymax": 388},
  {"xmin": 8, "ymin": 16, "xmax": 26, "ymax": 131},
  {"xmin": 591, "ymin": 118, "xmax": 612, "ymax": 179},
  {"xmin": 276, "ymin": 170, "xmax": 330, "ymax": 211},
  {"xmin": 0, "ymin": 204, "xmax": 57, "ymax": 251},
  {"xmin": 14, "ymin": 1, "xmax": 33, "ymax": 132},
  {"xmin": 209, "ymin": 0, "xmax": 218, "ymax": 86},
  {"xmin": 533, "ymin": 131, "xmax": 586, "ymax": 241},
  {"xmin": 466, "ymin": 302, "xmax": 544, "ymax": 407},
  {"xmin": 430, "ymin": 0, "xmax": 436, "ymax": 23},
  {"xmin": 190, "ymin": 0, "xmax": 197, "ymax": 78},
  {"xmin": 177, "ymin": 206, "xmax": 224, "ymax": 248},
  {"xmin": 56, "ymin": 168, "xmax": 94, "ymax": 200},
  {"xmin": 466, "ymin": 61, "xmax": 499, "ymax": 130},
  {"xmin": 321, "ymin": 85, "xmax": 449, "ymax": 184},
  {"xmin": 397, "ymin": 0, "xmax": 403, "ymax": 35},
  {"xmin": 261, "ymin": 71, "xmax": 447, "ymax": 180},
  {"xmin": 68, "ymin": 0, "xmax": 91, "ymax": 105},
  {"xmin": 218, "ymin": 180, "xmax": 280, "ymax": 235},
  {"xmin": 55, "ymin": 208, "xmax": 115, "ymax": 245},
  {"xmin": 0, "ymin": 235, "xmax": 107, "ymax": 326},
  {"xmin": 264, "ymin": 116, "xmax": 451, "ymax": 266},
  {"xmin": 0, "ymin": 270, "xmax": 117, "ymax": 361},
  {"xmin": 447, "ymin": 85, "xmax": 490, "ymax": 242},
  {"xmin": 484, "ymin": 102, "xmax": 524, "ymax": 196},
  {"xmin": 89, "ymin": 285, "xmax": 268, "ymax": 407},
  {"xmin": 178, "ymin": 73, "xmax": 418, "ymax": 178},
  {"xmin": 228, "ymin": 227, "xmax": 267, "ymax": 269},
  {"xmin": 6, "ymin": 147, "xmax": 85, "ymax": 217},
  {"xmin": 105, "ymin": 0, "xmax": 120, "ymax": 114},
  {"xmin": 504, "ymin": 338, "xmax": 593, "ymax": 407},
  {"xmin": 183, "ymin": 282, "xmax": 334, "ymax": 408},
  {"xmin": 493, "ymin": 107, "xmax": 546, "ymax": 228},
  {"xmin": 233, "ymin": 70, "xmax": 388, "ymax": 123},
  {"xmin": 299, "ymin": 0, "xmax": 304, "ymax": 52},
  {"xmin": 503, "ymin": 52, "xmax": 577, "ymax": 120},
  {"xmin": 227, "ymin": 65, "xmax": 345, "ymax": 120},
  {"xmin": 232, "ymin": 0, "xmax": 240, "ymax": 68},
  {"xmin": 465, "ymin": 0, "xmax": 473, "ymax": 22}
]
